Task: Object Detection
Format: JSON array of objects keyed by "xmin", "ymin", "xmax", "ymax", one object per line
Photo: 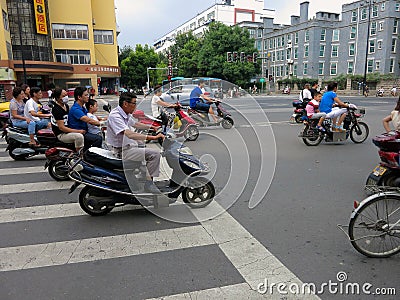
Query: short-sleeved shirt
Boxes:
[
  {"xmin": 305, "ymin": 99, "xmax": 320, "ymax": 118},
  {"xmin": 87, "ymin": 113, "xmax": 101, "ymax": 134},
  {"xmin": 391, "ymin": 110, "xmax": 400, "ymax": 131},
  {"xmin": 68, "ymin": 101, "xmax": 88, "ymax": 131},
  {"xmin": 9, "ymin": 99, "xmax": 25, "ymax": 121},
  {"xmin": 151, "ymin": 95, "xmax": 162, "ymax": 117},
  {"xmin": 319, "ymin": 91, "xmax": 337, "ymax": 114},
  {"xmin": 24, "ymin": 98, "xmax": 40, "ymax": 122},
  {"xmin": 189, "ymin": 86, "xmax": 203, "ymax": 108},
  {"xmin": 106, "ymin": 106, "xmax": 137, "ymax": 148},
  {"xmin": 51, "ymin": 103, "xmax": 69, "ymax": 136}
]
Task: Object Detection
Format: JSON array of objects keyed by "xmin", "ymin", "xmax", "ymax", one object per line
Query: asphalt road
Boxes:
[{"xmin": 0, "ymin": 94, "xmax": 399, "ymax": 299}]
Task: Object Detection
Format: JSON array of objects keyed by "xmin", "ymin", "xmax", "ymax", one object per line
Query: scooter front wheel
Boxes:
[
  {"xmin": 8, "ymin": 141, "xmax": 28, "ymax": 161},
  {"xmin": 79, "ymin": 186, "xmax": 114, "ymax": 216},
  {"xmin": 48, "ymin": 160, "xmax": 70, "ymax": 181},
  {"xmin": 221, "ymin": 117, "xmax": 234, "ymax": 129},
  {"xmin": 183, "ymin": 125, "xmax": 199, "ymax": 141},
  {"xmin": 182, "ymin": 178, "xmax": 215, "ymax": 208}
]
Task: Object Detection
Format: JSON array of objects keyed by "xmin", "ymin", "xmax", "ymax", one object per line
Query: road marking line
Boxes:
[
  {"xmin": 0, "ymin": 181, "xmax": 72, "ymax": 194},
  {"xmin": 0, "ymin": 225, "xmax": 214, "ymax": 272},
  {"xmin": 0, "ymin": 166, "xmax": 47, "ymax": 175},
  {"xmin": 146, "ymin": 283, "xmax": 265, "ymax": 300}
]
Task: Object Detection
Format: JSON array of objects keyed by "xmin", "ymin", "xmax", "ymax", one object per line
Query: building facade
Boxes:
[
  {"xmin": 253, "ymin": 0, "xmax": 400, "ymax": 84},
  {"xmin": 0, "ymin": 0, "xmax": 120, "ymax": 100},
  {"xmin": 154, "ymin": 0, "xmax": 274, "ymax": 53}
]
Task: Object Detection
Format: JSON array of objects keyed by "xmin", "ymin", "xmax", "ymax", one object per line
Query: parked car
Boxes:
[
  {"xmin": 118, "ymin": 87, "xmax": 127, "ymax": 93},
  {"xmin": 67, "ymin": 88, "xmax": 76, "ymax": 98},
  {"xmin": 161, "ymin": 85, "xmax": 214, "ymax": 107}
]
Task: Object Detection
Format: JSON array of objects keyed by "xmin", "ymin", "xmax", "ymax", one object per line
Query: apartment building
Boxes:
[
  {"xmin": 154, "ymin": 0, "xmax": 274, "ymax": 53},
  {"xmin": 251, "ymin": 0, "xmax": 400, "ymax": 82},
  {"xmin": 0, "ymin": 0, "xmax": 120, "ymax": 100}
]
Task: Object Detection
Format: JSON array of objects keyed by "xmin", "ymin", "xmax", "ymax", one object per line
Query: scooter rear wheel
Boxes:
[
  {"xmin": 79, "ymin": 186, "xmax": 114, "ymax": 216},
  {"xmin": 182, "ymin": 178, "xmax": 215, "ymax": 208},
  {"xmin": 48, "ymin": 160, "xmax": 70, "ymax": 181}
]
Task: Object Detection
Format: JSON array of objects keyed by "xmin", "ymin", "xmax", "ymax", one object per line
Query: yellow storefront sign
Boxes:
[{"xmin": 33, "ymin": 0, "xmax": 47, "ymax": 35}]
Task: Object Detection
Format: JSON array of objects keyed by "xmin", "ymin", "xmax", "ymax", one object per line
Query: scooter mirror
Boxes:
[{"xmin": 103, "ymin": 104, "xmax": 111, "ymax": 113}]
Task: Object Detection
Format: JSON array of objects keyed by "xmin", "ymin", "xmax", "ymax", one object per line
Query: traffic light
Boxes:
[
  {"xmin": 265, "ymin": 69, "xmax": 268, "ymax": 78},
  {"xmin": 269, "ymin": 75, "xmax": 273, "ymax": 81},
  {"xmin": 253, "ymin": 52, "xmax": 258, "ymax": 63},
  {"xmin": 227, "ymin": 52, "xmax": 232, "ymax": 62},
  {"xmin": 232, "ymin": 52, "xmax": 238, "ymax": 62},
  {"xmin": 240, "ymin": 52, "xmax": 246, "ymax": 62}
]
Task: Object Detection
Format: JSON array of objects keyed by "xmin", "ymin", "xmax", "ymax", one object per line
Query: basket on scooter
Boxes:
[{"xmin": 372, "ymin": 133, "xmax": 400, "ymax": 152}]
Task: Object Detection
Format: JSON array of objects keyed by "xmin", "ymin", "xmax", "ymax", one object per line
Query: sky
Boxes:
[{"xmin": 115, "ymin": 0, "xmax": 352, "ymax": 48}]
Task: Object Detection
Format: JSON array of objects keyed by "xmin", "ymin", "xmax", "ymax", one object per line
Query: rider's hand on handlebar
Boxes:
[{"xmin": 348, "ymin": 103, "xmax": 357, "ymax": 110}]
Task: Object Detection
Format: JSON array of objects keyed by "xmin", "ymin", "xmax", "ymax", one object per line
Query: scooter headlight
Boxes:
[
  {"xmin": 183, "ymin": 160, "xmax": 200, "ymax": 170},
  {"xmin": 178, "ymin": 146, "xmax": 193, "ymax": 155}
]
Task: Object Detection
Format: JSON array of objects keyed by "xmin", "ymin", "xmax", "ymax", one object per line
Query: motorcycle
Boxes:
[
  {"xmin": 376, "ymin": 90, "xmax": 384, "ymax": 97},
  {"xmin": 67, "ymin": 130, "xmax": 215, "ymax": 216},
  {"xmin": 290, "ymin": 100, "xmax": 308, "ymax": 123},
  {"xmin": 133, "ymin": 103, "xmax": 199, "ymax": 142},
  {"xmin": 365, "ymin": 132, "xmax": 400, "ymax": 189},
  {"xmin": 299, "ymin": 106, "xmax": 369, "ymax": 146},
  {"xmin": 187, "ymin": 100, "xmax": 233, "ymax": 129},
  {"xmin": 282, "ymin": 87, "xmax": 291, "ymax": 95}
]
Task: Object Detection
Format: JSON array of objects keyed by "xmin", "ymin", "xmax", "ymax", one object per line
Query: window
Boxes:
[
  {"xmin": 372, "ymin": 5, "xmax": 378, "ymax": 17},
  {"xmin": 293, "ymin": 64, "xmax": 297, "ymax": 76},
  {"xmin": 330, "ymin": 62, "xmax": 337, "ymax": 75},
  {"xmin": 349, "ymin": 43, "xmax": 355, "ymax": 56},
  {"xmin": 249, "ymin": 29, "xmax": 256, "ymax": 38},
  {"xmin": 394, "ymin": 20, "xmax": 398, "ymax": 34},
  {"xmin": 281, "ymin": 36, "xmax": 285, "ymax": 45},
  {"xmin": 379, "ymin": 21, "xmax": 384, "ymax": 31},
  {"xmin": 361, "ymin": 8, "xmax": 367, "ymax": 20},
  {"xmin": 377, "ymin": 40, "xmax": 382, "ymax": 49},
  {"xmin": 304, "ymin": 45, "xmax": 309, "ymax": 57},
  {"xmin": 331, "ymin": 45, "xmax": 338, "ymax": 57},
  {"xmin": 303, "ymin": 62, "xmax": 308, "ymax": 75},
  {"xmin": 320, "ymin": 29, "xmax": 326, "ymax": 41},
  {"xmin": 305, "ymin": 30, "xmax": 309, "ymax": 42},
  {"xmin": 376, "ymin": 61, "xmax": 380, "ymax": 70},
  {"xmin": 319, "ymin": 45, "xmax": 325, "ymax": 57},
  {"xmin": 390, "ymin": 58, "xmax": 395, "ymax": 73},
  {"xmin": 2, "ymin": 10, "xmax": 9, "ymax": 31},
  {"xmin": 55, "ymin": 49, "xmax": 91, "ymax": 64},
  {"xmin": 52, "ymin": 24, "xmax": 88, "ymax": 40},
  {"xmin": 392, "ymin": 38, "xmax": 397, "ymax": 52},
  {"xmin": 318, "ymin": 62, "xmax": 324, "ymax": 75},
  {"xmin": 256, "ymin": 40, "xmax": 262, "ymax": 51},
  {"xmin": 370, "ymin": 21, "xmax": 377, "ymax": 35},
  {"xmin": 351, "ymin": 11, "xmax": 357, "ymax": 22},
  {"xmin": 350, "ymin": 26, "xmax": 357, "ymax": 39},
  {"xmin": 381, "ymin": 3, "xmax": 385, "ymax": 11},
  {"xmin": 286, "ymin": 49, "xmax": 291, "ymax": 60},
  {"xmin": 367, "ymin": 60, "xmax": 374, "ymax": 73},
  {"xmin": 294, "ymin": 47, "xmax": 298, "ymax": 59},
  {"xmin": 348, "ymin": 61, "xmax": 354, "ymax": 74},
  {"xmin": 332, "ymin": 30, "xmax": 339, "ymax": 41},
  {"xmin": 396, "ymin": 3, "xmax": 400, "ymax": 11},
  {"xmin": 6, "ymin": 41, "xmax": 12, "ymax": 60},
  {"xmin": 257, "ymin": 29, "xmax": 263, "ymax": 38},
  {"xmin": 277, "ymin": 36, "xmax": 281, "ymax": 47},
  {"xmin": 94, "ymin": 30, "xmax": 114, "ymax": 44},
  {"xmin": 295, "ymin": 32, "xmax": 299, "ymax": 44},
  {"xmin": 369, "ymin": 40, "xmax": 375, "ymax": 53}
]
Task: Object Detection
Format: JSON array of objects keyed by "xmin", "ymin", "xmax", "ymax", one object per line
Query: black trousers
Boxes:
[{"xmin": 84, "ymin": 132, "xmax": 102, "ymax": 150}]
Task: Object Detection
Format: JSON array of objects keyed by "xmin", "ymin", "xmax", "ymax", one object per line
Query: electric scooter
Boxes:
[
  {"xmin": 188, "ymin": 100, "xmax": 234, "ymax": 129},
  {"xmin": 67, "ymin": 130, "xmax": 214, "ymax": 216}
]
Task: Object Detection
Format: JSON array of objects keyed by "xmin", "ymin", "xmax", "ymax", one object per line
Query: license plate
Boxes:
[{"xmin": 372, "ymin": 165, "xmax": 387, "ymax": 176}]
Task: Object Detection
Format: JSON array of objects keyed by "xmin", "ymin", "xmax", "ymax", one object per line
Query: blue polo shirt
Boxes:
[
  {"xmin": 319, "ymin": 91, "xmax": 337, "ymax": 114},
  {"xmin": 190, "ymin": 86, "xmax": 202, "ymax": 108},
  {"xmin": 68, "ymin": 101, "xmax": 88, "ymax": 131}
]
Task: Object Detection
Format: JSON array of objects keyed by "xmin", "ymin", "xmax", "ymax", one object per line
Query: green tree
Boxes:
[
  {"xmin": 120, "ymin": 44, "xmax": 160, "ymax": 89},
  {"xmin": 168, "ymin": 32, "xmax": 200, "ymax": 78},
  {"xmin": 118, "ymin": 45, "xmax": 133, "ymax": 65}
]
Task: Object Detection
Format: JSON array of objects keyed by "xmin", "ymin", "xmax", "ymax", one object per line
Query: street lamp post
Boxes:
[
  {"xmin": 17, "ymin": 0, "xmax": 27, "ymax": 84},
  {"xmin": 362, "ymin": 0, "xmax": 375, "ymax": 95}
]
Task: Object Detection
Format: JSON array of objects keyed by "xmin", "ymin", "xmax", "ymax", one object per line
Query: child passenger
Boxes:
[
  {"xmin": 305, "ymin": 92, "xmax": 326, "ymax": 132},
  {"xmin": 85, "ymin": 99, "xmax": 107, "ymax": 136}
]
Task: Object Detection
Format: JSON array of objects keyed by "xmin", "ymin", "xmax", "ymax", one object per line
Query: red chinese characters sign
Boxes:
[{"xmin": 34, "ymin": 0, "xmax": 48, "ymax": 35}]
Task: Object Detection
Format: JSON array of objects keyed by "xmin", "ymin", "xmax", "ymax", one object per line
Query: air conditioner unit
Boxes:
[
  {"xmin": 92, "ymin": 18, "xmax": 96, "ymax": 25},
  {"xmin": 287, "ymin": 59, "xmax": 294, "ymax": 64}
]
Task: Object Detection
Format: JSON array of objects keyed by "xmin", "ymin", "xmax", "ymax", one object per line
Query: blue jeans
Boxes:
[
  {"xmin": 12, "ymin": 119, "xmax": 36, "ymax": 135},
  {"xmin": 35, "ymin": 118, "xmax": 50, "ymax": 131}
]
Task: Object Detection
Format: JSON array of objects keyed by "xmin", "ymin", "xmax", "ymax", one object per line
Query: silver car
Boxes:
[{"xmin": 161, "ymin": 85, "xmax": 213, "ymax": 107}]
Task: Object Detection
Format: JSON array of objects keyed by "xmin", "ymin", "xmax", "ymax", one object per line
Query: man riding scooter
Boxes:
[{"xmin": 189, "ymin": 80, "xmax": 220, "ymax": 123}]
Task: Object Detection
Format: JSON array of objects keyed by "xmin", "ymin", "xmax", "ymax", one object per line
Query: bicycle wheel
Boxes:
[
  {"xmin": 349, "ymin": 194, "xmax": 400, "ymax": 258},
  {"xmin": 350, "ymin": 122, "xmax": 369, "ymax": 143}
]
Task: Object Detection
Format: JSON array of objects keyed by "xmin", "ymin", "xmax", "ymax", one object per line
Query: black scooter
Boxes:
[
  {"xmin": 188, "ymin": 100, "xmax": 234, "ymax": 129},
  {"xmin": 67, "ymin": 131, "xmax": 215, "ymax": 216}
]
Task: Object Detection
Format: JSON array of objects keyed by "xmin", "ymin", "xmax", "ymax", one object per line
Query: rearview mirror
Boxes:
[{"xmin": 103, "ymin": 104, "xmax": 111, "ymax": 113}]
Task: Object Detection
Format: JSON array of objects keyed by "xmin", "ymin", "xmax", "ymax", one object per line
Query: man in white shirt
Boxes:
[
  {"xmin": 24, "ymin": 87, "xmax": 51, "ymax": 131},
  {"xmin": 151, "ymin": 85, "xmax": 176, "ymax": 132},
  {"xmin": 299, "ymin": 83, "xmax": 312, "ymax": 103},
  {"xmin": 391, "ymin": 87, "xmax": 397, "ymax": 97},
  {"xmin": 107, "ymin": 92, "xmax": 164, "ymax": 193}
]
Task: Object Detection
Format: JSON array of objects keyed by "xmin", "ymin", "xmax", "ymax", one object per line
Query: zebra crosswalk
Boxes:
[{"xmin": 0, "ymin": 140, "xmax": 317, "ymax": 300}]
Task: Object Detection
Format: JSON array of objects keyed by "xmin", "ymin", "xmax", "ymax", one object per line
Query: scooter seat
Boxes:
[
  {"xmin": 37, "ymin": 128, "xmax": 55, "ymax": 137},
  {"xmin": 84, "ymin": 147, "xmax": 142, "ymax": 170}
]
